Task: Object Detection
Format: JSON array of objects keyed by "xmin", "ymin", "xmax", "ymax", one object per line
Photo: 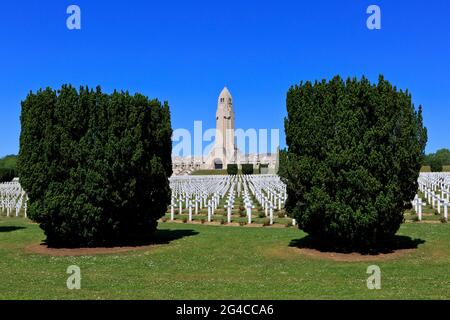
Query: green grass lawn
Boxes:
[{"xmin": 1, "ymin": 216, "xmax": 449, "ymax": 299}]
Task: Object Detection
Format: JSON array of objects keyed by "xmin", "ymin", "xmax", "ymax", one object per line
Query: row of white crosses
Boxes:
[
  {"xmin": 224, "ymin": 181, "xmax": 236, "ymax": 223},
  {"xmin": 0, "ymin": 179, "xmax": 28, "ymax": 218},
  {"xmin": 241, "ymin": 178, "xmax": 255, "ymax": 224},
  {"xmin": 226, "ymin": 174, "xmax": 288, "ymax": 225},
  {"xmin": 413, "ymin": 172, "xmax": 450, "ymax": 221},
  {"xmin": 168, "ymin": 174, "xmax": 288, "ymax": 225},
  {"xmin": 242, "ymin": 175, "xmax": 287, "ymax": 225},
  {"xmin": 169, "ymin": 175, "xmax": 235, "ymax": 222}
]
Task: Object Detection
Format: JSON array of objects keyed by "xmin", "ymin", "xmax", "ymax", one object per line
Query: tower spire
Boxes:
[{"xmin": 209, "ymin": 86, "xmax": 236, "ymax": 169}]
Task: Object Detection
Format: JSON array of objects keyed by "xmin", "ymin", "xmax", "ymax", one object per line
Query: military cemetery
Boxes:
[
  {"xmin": 167, "ymin": 174, "xmax": 287, "ymax": 224},
  {"xmin": 0, "ymin": 73, "xmax": 449, "ymax": 302},
  {"xmin": 4, "ymin": 172, "xmax": 450, "ymax": 225},
  {"xmin": 1, "ymin": 1, "xmax": 449, "ymax": 304},
  {"xmin": 1, "ymin": 77, "xmax": 450, "ymax": 301}
]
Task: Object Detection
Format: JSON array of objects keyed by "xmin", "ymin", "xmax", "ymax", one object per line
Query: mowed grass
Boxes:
[{"xmin": 0, "ymin": 217, "xmax": 449, "ymax": 299}]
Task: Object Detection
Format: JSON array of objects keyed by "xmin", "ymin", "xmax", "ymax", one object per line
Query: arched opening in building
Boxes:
[{"xmin": 214, "ymin": 159, "xmax": 223, "ymax": 170}]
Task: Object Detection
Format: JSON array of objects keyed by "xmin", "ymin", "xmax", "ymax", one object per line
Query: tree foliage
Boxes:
[
  {"xmin": 0, "ymin": 168, "xmax": 16, "ymax": 182},
  {"xmin": 241, "ymin": 164, "xmax": 254, "ymax": 175},
  {"xmin": 423, "ymin": 149, "xmax": 450, "ymax": 172},
  {"xmin": 0, "ymin": 155, "xmax": 18, "ymax": 182},
  {"xmin": 227, "ymin": 164, "xmax": 238, "ymax": 175},
  {"xmin": 0, "ymin": 155, "xmax": 18, "ymax": 170},
  {"xmin": 18, "ymin": 85, "xmax": 173, "ymax": 247},
  {"xmin": 279, "ymin": 75, "xmax": 427, "ymax": 248}
]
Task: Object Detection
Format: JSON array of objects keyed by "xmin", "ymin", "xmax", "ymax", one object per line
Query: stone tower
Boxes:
[{"xmin": 208, "ymin": 87, "xmax": 236, "ymax": 169}]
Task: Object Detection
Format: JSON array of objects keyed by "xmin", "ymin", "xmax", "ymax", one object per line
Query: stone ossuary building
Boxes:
[{"xmin": 172, "ymin": 87, "xmax": 278, "ymax": 175}]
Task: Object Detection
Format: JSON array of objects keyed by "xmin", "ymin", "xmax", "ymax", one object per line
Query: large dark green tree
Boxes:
[
  {"xmin": 279, "ymin": 76, "xmax": 427, "ymax": 248},
  {"xmin": 18, "ymin": 85, "xmax": 172, "ymax": 247}
]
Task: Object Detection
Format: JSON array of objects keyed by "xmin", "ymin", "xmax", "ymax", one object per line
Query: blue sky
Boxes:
[{"xmin": 0, "ymin": 0, "xmax": 449, "ymax": 157}]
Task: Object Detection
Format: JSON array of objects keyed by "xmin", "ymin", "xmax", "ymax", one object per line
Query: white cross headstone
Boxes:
[
  {"xmin": 418, "ymin": 198, "xmax": 423, "ymax": 221},
  {"xmin": 437, "ymin": 196, "xmax": 442, "ymax": 214},
  {"xmin": 245, "ymin": 203, "xmax": 254, "ymax": 224},
  {"xmin": 443, "ymin": 200, "xmax": 448, "ymax": 221},
  {"xmin": 264, "ymin": 199, "xmax": 269, "ymax": 217},
  {"xmin": 225, "ymin": 202, "xmax": 233, "ymax": 224},
  {"xmin": 188, "ymin": 200, "xmax": 193, "ymax": 222},
  {"xmin": 207, "ymin": 200, "xmax": 212, "ymax": 222},
  {"xmin": 269, "ymin": 201, "xmax": 274, "ymax": 225},
  {"xmin": 170, "ymin": 201, "xmax": 175, "ymax": 221}
]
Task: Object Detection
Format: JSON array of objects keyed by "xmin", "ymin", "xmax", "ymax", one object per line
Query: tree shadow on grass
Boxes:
[
  {"xmin": 151, "ymin": 228, "xmax": 199, "ymax": 245},
  {"xmin": 44, "ymin": 228, "xmax": 199, "ymax": 249},
  {"xmin": 289, "ymin": 235, "xmax": 425, "ymax": 255},
  {"xmin": 0, "ymin": 226, "xmax": 25, "ymax": 233}
]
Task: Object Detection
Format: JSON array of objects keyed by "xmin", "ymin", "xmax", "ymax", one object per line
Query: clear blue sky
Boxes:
[{"xmin": 1, "ymin": 0, "xmax": 449, "ymax": 157}]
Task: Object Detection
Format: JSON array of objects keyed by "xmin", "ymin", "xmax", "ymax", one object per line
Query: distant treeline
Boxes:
[
  {"xmin": 0, "ymin": 154, "xmax": 18, "ymax": 182},
  {"xmin": 422, "ymin": 148, "xmax": 450, "ymax": 172}
]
